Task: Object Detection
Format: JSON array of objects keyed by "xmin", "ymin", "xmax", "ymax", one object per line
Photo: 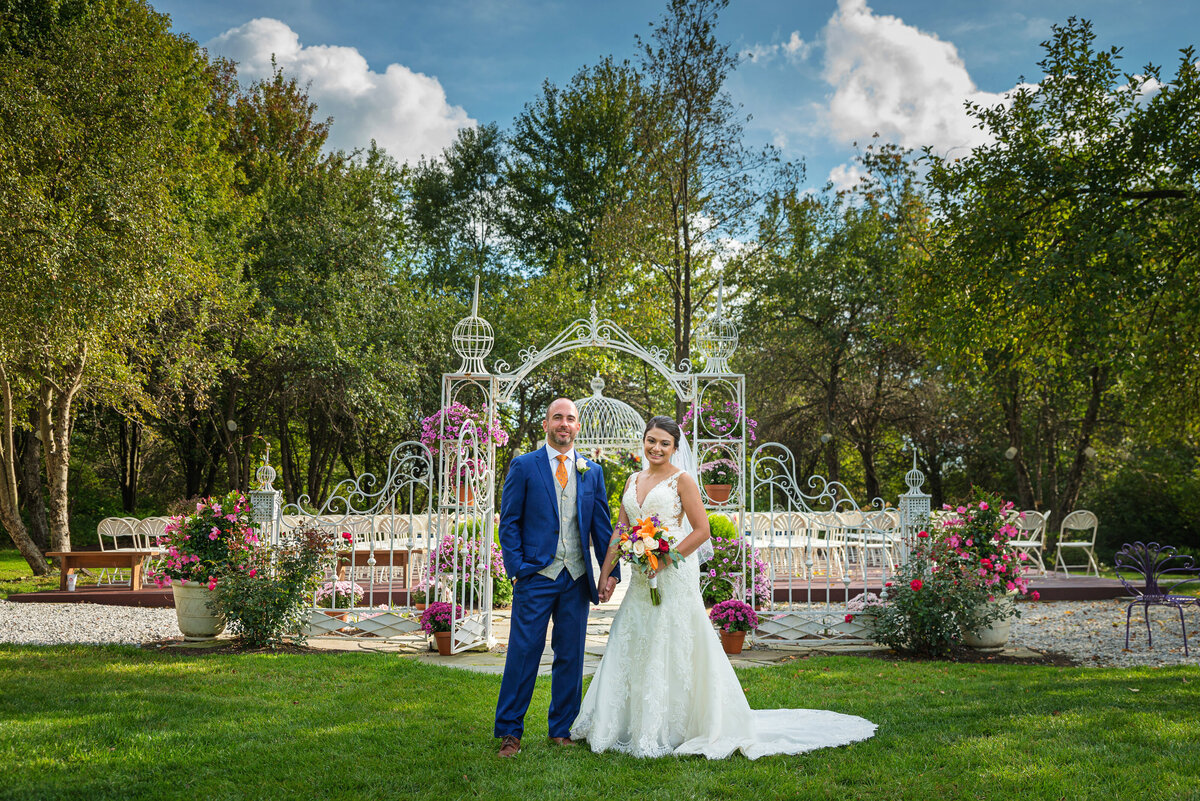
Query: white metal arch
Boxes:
[{"xmin": 492, "ymin": 302, "xmax": 696, "ymax": 405}]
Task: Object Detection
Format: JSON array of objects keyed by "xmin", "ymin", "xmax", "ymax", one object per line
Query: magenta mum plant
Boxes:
[
  {"xmin": 682, "ymin": 400, "xmax": 758, "ymax": 442},
  {"xmin": 419, "ymin": 402, "xmax": 509, "ymax": 448},
  {"xmin": 419, "ymin": 601, "xmax": 464, "ymax": 633},
  {"xmin": 709, "ymin": 598, "xmax": 759, "ymax": 632}
]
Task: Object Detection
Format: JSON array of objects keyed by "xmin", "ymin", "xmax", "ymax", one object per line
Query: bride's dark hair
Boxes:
[{"xmin": 643, "ymin": 415, "xmax": 682, "ymax": 448}]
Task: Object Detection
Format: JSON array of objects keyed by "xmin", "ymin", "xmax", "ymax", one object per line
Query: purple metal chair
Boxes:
[{"xmin": 1114, "ymin": 542, "xmax": 1200, "ymax": 656}]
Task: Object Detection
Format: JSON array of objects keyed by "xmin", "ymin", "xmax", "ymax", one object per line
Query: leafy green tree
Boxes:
[
  {"xmin": 742, "ymin": 145, "xmax": 925, "ymax": 499},
  {"xmin": 0, "ymin": 0, "xmax": 246, "ymax": 568},
  {"xmin": 623, "ymin": 0, "xmax": 799, "ymax": 401},
  {"xmin": 915, "ymin": 19, "xmax": 1200, "ymax": 523}
]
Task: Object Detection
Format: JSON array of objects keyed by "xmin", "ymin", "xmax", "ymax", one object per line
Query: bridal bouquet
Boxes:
[{"xmin": 615, "ymin": 515, "xmax": 683, "ymax": 605}]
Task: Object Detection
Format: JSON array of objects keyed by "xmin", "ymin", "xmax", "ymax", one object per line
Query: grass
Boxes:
[{"xmin": 1, "ymin": 646, "xmax": 1198, "ymax": 801}]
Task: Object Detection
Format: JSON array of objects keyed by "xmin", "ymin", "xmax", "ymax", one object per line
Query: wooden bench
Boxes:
[{"xmin": 47, "ymin": 550, "xmax": 158, "ymax": 592}]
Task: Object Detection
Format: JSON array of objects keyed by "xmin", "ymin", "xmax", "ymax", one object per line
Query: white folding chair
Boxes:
[
  {"xmin": 1009, "ymin": 510, "xmax": 1049, "ymax": 575},
  {"xmin": 96, "ymin": 517, "xmax": 138, "ymax": 585},
  {"xmin": 1054, "ymin": 510, "xmax": 1100, "ymax": 577}
]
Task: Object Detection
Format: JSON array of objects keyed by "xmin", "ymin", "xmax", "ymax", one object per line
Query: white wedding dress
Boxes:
[{"xmin": 571, "ymin": 471, "xmax": 877, "ymax": 759}]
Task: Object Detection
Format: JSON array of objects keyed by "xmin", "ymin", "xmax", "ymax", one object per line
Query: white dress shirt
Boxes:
[{"xmin": 544, "ymin": 442, "xmax": 577, "ymax": 484}]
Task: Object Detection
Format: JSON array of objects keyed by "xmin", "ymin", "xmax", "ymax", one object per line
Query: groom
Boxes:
[{"xmin": 494, "ymin": 397, "xmax": 618, "ymax": 757}]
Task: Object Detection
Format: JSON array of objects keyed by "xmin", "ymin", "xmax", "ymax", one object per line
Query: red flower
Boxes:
[
  {"xmin": 341, "ymin": 532, "xmax": 352, "ymax": 541},
  {"xmin": 1031, "ymin": 590, "xmax": 1041, "ymax": 601},
  {"xmin": 910, "ymin": 579, "xmax": 923, "ymax": 591},
  {"xmin": 917, "ymin": 530, "xmax": 929, "ymax": 538},
  {"xmin": 658, "ymin": 539, "xmax": 670, "ymax": 553},
  {"xmin": 844, "ymin": 614, "xmax": 853, "ymax": 623}
]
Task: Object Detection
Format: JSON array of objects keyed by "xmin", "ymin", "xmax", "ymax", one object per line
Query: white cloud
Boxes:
[
  {"xmin": 742, "ymin": 30, "xmax": 811, "ymax": 65},
  {"xmin": 820, "ymin": 0, "xmax": 1014, "ymax": 155},
  {"xmin": 205, "ymin": 18, "xmax": 473, "ymax": 164},
  {"xmin": 782, "ymin": 31, "xmax": 812, "ymax": 63},
  {"xmin": 828, "ymin": 162, "xmax": 865, "ymax": 191}
]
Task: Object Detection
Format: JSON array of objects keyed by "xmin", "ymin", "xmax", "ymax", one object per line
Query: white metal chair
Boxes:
[
  {"xmin": 1009, "ymin": 509, "xmax": 1049, "ymax": 575},
  {"xmin": 1054, "ymin": 510, "xmax": 1100, "ymax": 577},
  {"xmin": 134, "ymin": 517, "xmax": 169, "ymax": 550},
  {"xmin": 96, "ymin": 518, "xmax": 139, "ymax": 585}
]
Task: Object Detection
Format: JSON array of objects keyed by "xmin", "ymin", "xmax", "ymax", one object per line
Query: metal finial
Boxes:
[{"xmin": 471, "ymin": 275, "xmax": 480, "ymax": 316}]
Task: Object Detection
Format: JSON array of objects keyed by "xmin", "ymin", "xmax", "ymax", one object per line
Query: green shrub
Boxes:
[{"xmin": 213, "ymin": 528, "xmax": 334, "ymax": 648}]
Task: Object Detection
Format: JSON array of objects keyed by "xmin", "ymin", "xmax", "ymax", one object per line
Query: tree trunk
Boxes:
[
  {"xmin": 1053, "ymin": 364, "xmax": 1107, "ymax": 532},
  {"xmin": 39, "ymin": 351, "xmax": 86, "ymax": 553},
  {"xmin": 0, "ymin": 364, "xmax": 50, "ymax": 574},
  {"xmin": 117, "ymin": 417, "xmax": 142, "ymax": 513},
  {"xmin": 998, "ymin": 371, "xmax": 1035, "ymax": 510},
  {"xmin": 19, "ymin": 419, "xmax": 50, "ymax": 550}
]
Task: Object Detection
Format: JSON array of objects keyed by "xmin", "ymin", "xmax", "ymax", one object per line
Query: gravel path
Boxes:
[
  {"xmin": 0, "ymin": 600, "xmax": 178, "ymax": 646},
  {"xmin": 1012, "ymin": 599, "xmax": 1200, "ymax": 668},
  {"xmin": 2, "ymin": 596, "xmax": 1198, "ymax": 668}
]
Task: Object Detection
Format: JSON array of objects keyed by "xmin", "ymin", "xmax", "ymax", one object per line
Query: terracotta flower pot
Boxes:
[
  {"xmin": 433, "ymin": 630, "xmax": 453, "ymax": 656},
  {"xmin": 456, "ymin": 484, "xmax": 474, "ymax": 505},
  {"xmin": 720, "ymin": 629, "xmax": 746, "ymax": 655},
  {"xmin": 704, "ymin": 483, "xmax": 732, "ymax": 504}
]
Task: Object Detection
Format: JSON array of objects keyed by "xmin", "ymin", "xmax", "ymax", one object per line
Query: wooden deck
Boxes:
[
  {"xmin": 7, "ymin": 572, "xmax": 1127, "ymax": 607},
  {"xmin": 770, "ymin": 573, "xmax": 1127, "ymax": 602}
]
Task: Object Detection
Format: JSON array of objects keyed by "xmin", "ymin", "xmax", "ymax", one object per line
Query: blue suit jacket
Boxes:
[{"xmin": 498, "ymin": 449, "xmax": 618, "ymax": 604}]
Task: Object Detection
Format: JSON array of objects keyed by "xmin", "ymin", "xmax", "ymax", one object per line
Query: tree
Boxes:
[
  {"xmin": 742, "ymin": 145, "xmax": 926, "ymax": 499},
  {"xmin": 0, "ymin": 0, "xmax": 246, "ymax": 568},
  {"xmin": 624, "ymin": 0, "xmax": 799, "ymax": 409},
  {"xmin": 915, "ymin": 19, "xmax": 1200, "ymax": 523}
]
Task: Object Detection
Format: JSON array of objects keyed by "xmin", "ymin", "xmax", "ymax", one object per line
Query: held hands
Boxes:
[{"xmin": 598, "ymin": 575, "xmax": 617, "ymax": 602}]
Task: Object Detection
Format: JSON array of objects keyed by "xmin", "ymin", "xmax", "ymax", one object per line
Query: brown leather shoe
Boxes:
[
  {"xmin": 548, "ymin": 737, "xmax": 578, "ymax": 747},
  {"xmin": 498, "ymin": 735, "xmax": 521, "ymax": 757}
]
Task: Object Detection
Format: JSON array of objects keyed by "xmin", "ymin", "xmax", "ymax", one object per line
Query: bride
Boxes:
[{"xmin": 570, "ymin": 415, "xmax": 876, "ymax": 759}]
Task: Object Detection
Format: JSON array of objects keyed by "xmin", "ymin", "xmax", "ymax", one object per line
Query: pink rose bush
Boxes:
[{"xmin": 873, "ymin": 489, "xmax": 1036, "ymax": 657}]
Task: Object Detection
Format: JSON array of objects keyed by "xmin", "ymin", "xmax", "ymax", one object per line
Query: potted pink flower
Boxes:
[
  {"xmin": 709, "ymin": 598, "xmax": 759, "ymax": 654},
  {"xmin": 419, "ymin": 601, "xmax": 465, "ymax": 655}
]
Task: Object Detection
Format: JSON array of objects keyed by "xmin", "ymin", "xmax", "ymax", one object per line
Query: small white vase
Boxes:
[
  {"xmin": 962, "ymin": 599, "xmax": 1014, "ymax": 650},
  {"xmin": 172, "ymin": 582, "xmax": 227, "ymax": 641}
]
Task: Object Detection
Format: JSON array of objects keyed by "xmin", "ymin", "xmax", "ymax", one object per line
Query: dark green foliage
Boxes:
[{"xmin": 213, "ymin": 527, "xmax": 334, "ymax": 648}]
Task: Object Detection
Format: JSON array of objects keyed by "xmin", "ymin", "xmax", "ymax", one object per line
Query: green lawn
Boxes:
[{"xmin": 1, "ymin": 646, "xmax": 1198, "ymax": 801}]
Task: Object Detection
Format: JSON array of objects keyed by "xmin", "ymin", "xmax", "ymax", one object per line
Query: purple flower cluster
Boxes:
[
  {"xmin": 429, "ymin": 531, "xmax": 505, "ymax": 584},
  {"xmin": 682, "ymin": 401, "xmax": 758, "ymax": 442},
  {"xmin": 709, "ymin": 599, "xmax": 759, "ymax": 632},
  {"xmin": 705, "ymin": 533, "xmax": 771, "ymax": 606},
  {"xmin": 698, "ymin": 458, "xmax": 739, "ymax": 483},
  {"xmin": 148, "ymin": 492, "xmax": 260, "ymax": 590},
  {"xmin": 314, "ymin": 580, "xmax": 364, "ymax": 608},
  {"xmin": 419, "ymin": 601, "xmax": 465, "ymax": 633},
  {"xmin": 419, "ymin": 403, "xmax": 509, "ymax": 448}
]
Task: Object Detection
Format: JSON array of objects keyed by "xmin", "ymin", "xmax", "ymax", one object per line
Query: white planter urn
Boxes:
[
  {"xmin": 962, "ymin": 598, "xmax": 1014, "ymax": 650},
  {"xmin": 171, "ymin": 582, "xmax": 226, "ymax": 641}
]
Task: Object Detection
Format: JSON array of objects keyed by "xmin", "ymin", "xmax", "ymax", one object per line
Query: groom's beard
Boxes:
[{"xmin": 548, "ymin": 428, "xmax": 575, "ymax": 448}]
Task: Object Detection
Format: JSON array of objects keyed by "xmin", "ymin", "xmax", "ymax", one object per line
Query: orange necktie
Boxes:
[{"xmin": 555, "ymin": 454, "xmax": 569, "ymax": 489}]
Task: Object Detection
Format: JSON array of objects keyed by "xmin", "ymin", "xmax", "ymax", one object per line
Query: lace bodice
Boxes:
[{"xmin": 622, "ymin": 470, "xmax": 686, "ymax": 532}]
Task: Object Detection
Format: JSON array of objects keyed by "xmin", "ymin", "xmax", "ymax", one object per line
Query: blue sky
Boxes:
[{"xmin": 156, "ymin": 0, "xmax": 1199, "ymax": 189}]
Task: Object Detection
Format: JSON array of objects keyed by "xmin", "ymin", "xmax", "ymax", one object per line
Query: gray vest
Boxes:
[{"xmin": 539, "ymin": 460, "xmax": 586, "ymax": 581}]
